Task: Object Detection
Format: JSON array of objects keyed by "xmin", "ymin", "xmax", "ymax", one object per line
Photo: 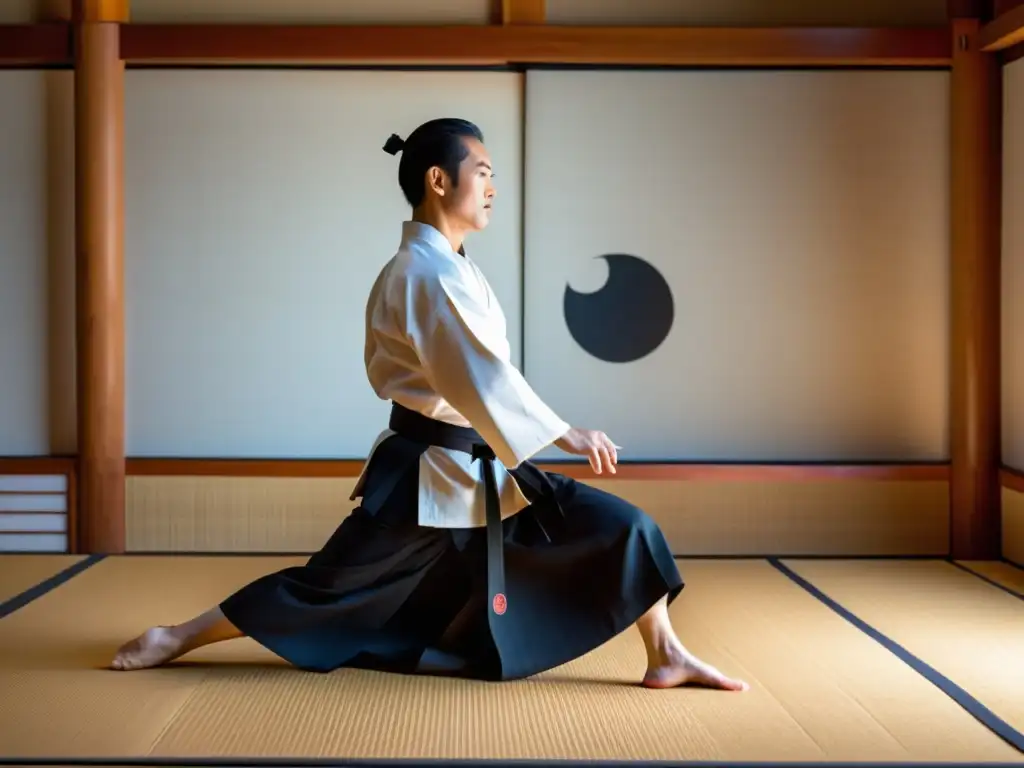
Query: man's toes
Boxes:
[
  {"xmin": 723, "ymin": 676, "xmax": 749, "ymax": 691},
  {"xmin": 705, "ymin": 669, "xmax": 748, "ymax": 691},
  {"xmin": 110, "ymin": 638, "xmax": 143, "ymax": 671}
]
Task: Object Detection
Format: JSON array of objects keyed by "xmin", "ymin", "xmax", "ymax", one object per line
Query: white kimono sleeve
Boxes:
[{"xmin": 406, "ymin": 269, "xmax": 570, "ymax": 469}]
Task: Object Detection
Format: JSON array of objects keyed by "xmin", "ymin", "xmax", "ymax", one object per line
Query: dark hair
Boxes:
[{"xmin": 383, "ymin": 118, "xmax": 484, "ymax": 208}]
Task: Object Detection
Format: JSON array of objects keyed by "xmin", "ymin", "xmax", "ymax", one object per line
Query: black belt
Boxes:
[{"xmin": 388, "ymin": 403, "xmax": 510, "ymax": 619}]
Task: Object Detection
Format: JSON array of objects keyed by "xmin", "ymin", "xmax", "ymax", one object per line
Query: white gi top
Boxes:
[{"xmin": 352, "ymin": 221, "xmax": 571, "ymax": 529}]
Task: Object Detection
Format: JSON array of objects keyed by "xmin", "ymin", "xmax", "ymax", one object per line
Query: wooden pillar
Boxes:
[
  {"xmin": 73, "ymin": 0, "xmax": 127, "ymax": 553},
  {"xmin": 500, "ymin": 0, "xmax": 545, "ymax": 24},
  {"xmin": 949, "ymin": 9, "xmax": 1003, "ymax": 559}
]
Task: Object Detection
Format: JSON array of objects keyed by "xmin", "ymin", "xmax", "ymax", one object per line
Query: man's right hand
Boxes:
[{"xmin": 555, "ymin": 427, "xmax": 621, "ymax": 475}]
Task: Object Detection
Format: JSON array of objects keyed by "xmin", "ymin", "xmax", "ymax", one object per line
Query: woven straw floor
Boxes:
[{"xmin": 0, "ymin": 555, "xmax": 1022, "ymax": 767}]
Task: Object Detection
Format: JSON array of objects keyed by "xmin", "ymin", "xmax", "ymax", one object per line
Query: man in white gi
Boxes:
[{"xmin": 111, "ymin": 118, "xmax": 747, "ymax": 693}]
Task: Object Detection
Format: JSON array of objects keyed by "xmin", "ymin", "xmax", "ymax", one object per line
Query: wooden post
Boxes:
[
  {"xmin": 73, "ymin": 0, "xmax": 127, "ymax": 553},
  {"xmin": 500, "ymin": 0, "xmax": 545, "ymax": 25},
  {"xmin": 949, "ymin": 9, "xmax": 1003, "ymax": 559}
]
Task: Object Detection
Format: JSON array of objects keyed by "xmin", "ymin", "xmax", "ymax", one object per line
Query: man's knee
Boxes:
[{"xmin": 565, "ymin": 479, "xmax": 658, "ymax": 533}]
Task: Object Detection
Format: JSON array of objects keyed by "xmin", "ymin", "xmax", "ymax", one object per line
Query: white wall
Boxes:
[
  {"xmin": 1003, "ymin": 57, "xmax": 1024, "ymax": 472},
  {"xmin": 0, "ymin": 71, "xmax": 74, "ymax": 457},
  {"xmin": 123, "ymin": 70, "xmax": 523, "ymax": 458},
  {"xmin": 523, "ymin": 69, "xmax": 950, "ymax": 461},
  {"xmin": 0, "ymin": 72, "xmax": 47, "ymax": 456},
  {"xmin": 0, "ymin": 66, "xmax": 956, "ymax": 463}
]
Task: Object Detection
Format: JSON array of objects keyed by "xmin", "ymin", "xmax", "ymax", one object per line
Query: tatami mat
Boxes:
[
  {"xmin": 0, "ymin": 555, "xmax": 85, "ymax": 605},
  {"xmin": 957, "ymin": 560, "xmax": 1024, "ymax": 599},
  {"xmin": 0, "ymin": 555, "xmax": 299, "ymax": 758},
  {"xmin": 782, "ymin": 559, "xmax": 1024, "ymax": 741},
  {"xmin": 0, "ymin": 556, "xmax": 1021, "ymax": 765}
]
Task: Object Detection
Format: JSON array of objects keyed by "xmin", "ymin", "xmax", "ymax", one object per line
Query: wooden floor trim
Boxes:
[
  {"xmin": 0, "ymin": 456, "xmax": 962, "ymax": 483},
  {"xmin": 114, "ymin": 457, "xmax": 952, "ymax": 481}
]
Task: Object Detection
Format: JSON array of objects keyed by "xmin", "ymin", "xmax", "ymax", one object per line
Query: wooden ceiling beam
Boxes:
[
  {"xmin": 978, "ymin": 1, "xmax": 1024, "ymax": 50},
  {"xmin": 118, "ymin": 24, "xmax": 951, "ymax": 67},
  {"xmin": 0, "ymin": 23, "xmax": 72, "ymax": 65}
]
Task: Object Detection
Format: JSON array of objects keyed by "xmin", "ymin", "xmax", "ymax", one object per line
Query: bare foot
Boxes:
[
  {"xmin": 110, "ymin": 626, "xmax": 186, "ymax": 671},
  {"xmin": 642, "ymin": 645, "xmax": 749, "ymax": 691}
]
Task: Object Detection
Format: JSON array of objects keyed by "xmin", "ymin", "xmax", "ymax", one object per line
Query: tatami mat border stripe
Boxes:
[
  {"xmin": 107, "ymin": 553, "xmax": 957, "ymax": 561},
  {"xmin": 0, "ymin": 554, "xmax": 105, "ymax": 620},
  {"xmin": 949, "ymin": 562, "xmax": 1024, "ymax": 601},
  {"xmin": 768, "ymin": 558, "xmax": 1024, "ymax": 754}
]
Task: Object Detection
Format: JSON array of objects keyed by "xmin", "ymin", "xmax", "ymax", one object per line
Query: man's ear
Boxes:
[{"xmin": 426, "ymin": 166, "xmax": 446, "ymax": 197}]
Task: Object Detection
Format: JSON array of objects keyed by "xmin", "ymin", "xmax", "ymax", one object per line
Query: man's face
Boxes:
[{"xmin": 444, "ymin": 137, "xmax": 496, "ymax": 232}]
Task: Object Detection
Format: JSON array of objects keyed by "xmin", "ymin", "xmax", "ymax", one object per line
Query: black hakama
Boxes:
[{"xmin": 218, "ymin": 404, "xmax": 684, "ymax": 681}]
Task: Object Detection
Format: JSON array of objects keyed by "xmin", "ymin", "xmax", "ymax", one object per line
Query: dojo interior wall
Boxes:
[
  {"xmin": 1002, "ymin": 56, "xmax": 1024, "ymax": 566},
  {"xmin": 4, "ymin": 0, "xmax": 1016, "ymax": 558},
  {"xmin": 0, "ymin": 70, "xmax": 74, "ymax": 460},
  {"xmin": 0, "ymin": 71, "xmax": 51, "ymax": 460},
  {"xmin": 522, "ymin": 69, "xmax": 949, "ymax": 464},
  {"xmin": 121, "ymin": 68, "xmax": 950, "ymax": 465},
  {"xmin": 0, "ymin": 60, "xmax": 955, "ymax": 555}
]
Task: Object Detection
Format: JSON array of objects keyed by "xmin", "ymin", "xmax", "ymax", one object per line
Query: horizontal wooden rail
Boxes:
[
  {"xmin": 1001, "ymin": 466, "xmax": 1024, "ymax": 492},
  {"xmin": 1004, "ymin": 42, "xmax": 1024, "ymax": 61},
  {"xmin": 118, "ymin": 24, "xmax": 952, "ymax": 67},
  {"xmin": 0, "ymin": 23, "xmax": 72, "ymax": 66},
  {"xmin": 980, "ymin": 2, "xmax": 1024, "ymax": 50},
  {"xmin": 124, "ymin": 457, "xmax": 950, "ymax": 481},
  {"xmin": 0, "ymin": 22, "xmax": 954, "ymax": 68},
  {"xmin": 0, "ymin": 457, "xmax": 76, "ymax": 474}
]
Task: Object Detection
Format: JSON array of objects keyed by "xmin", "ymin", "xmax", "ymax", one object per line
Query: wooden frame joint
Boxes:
[
  {"xmin": 502, "ymin": 0, "xmax": 546, "ymax": 25},
  {"xmin": 979, "ymin": 0, "xmax": 1024, "ymax": 50},
  {"xmin": 72, "ymin": 0, "xmax": 129, "ymax": 23}
]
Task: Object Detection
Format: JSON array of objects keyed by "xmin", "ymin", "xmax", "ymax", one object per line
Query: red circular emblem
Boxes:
[{"xmin": 492, "ymin": 593, "xmax": 507, "ymax": 615}]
